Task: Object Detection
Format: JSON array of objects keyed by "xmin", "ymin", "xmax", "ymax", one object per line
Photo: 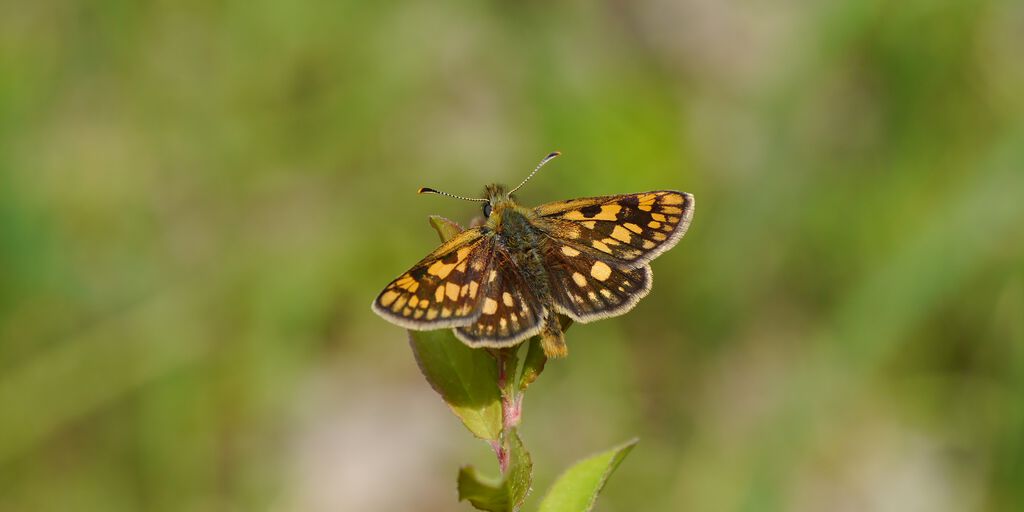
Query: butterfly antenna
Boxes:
[
  {"xmin": 508, "ymin": 151, "xmax": 561, "ymax": 196},
  {"xmin": 417, "ymin": 187, "xmax": 488, "ymax": 202}
]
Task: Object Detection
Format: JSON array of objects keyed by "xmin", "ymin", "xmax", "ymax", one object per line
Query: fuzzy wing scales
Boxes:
[
  {"xmin": 372, "ymin": 228, "xmax": 494, "ymax": 329},
  {"xmin": 540, "ymin": 240, "xmax": 653, "ymax": 323},
  {"xmin": 454, "ymin": 248, "xmax": 545, "ymax": 348},
  {"xmin": 533, "ymin": 191, "xmax": 694, "ymax": 268}
]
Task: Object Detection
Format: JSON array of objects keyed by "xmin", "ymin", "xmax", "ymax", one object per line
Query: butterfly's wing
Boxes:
[
  {"xmin": 532, "ymin": 191, "xmax": 693, "ymax": 322},
  {"xmin": 533, "ymin": 191, "xmax": 693, "ymax": 268},
  {"xmin": 539, "ymin": 241, "xmax": 653, "ymax": 322},
  {"xmin": 454, "ymin": 246, "xmax": 546, "ymax": 348},
  {"xmin": 372, "ymin": 228, "xmax": 495, "ymax": 330}
]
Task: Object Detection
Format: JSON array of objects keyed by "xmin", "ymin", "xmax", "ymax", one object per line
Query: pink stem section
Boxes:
[
  {"xmin": 489, "ymin": 440, "xmax": 509, "ymax": 474},
  {"xmin": 496, "ymin": 352, "xmax": 507, "ymax": 390},
  {"xmin": 504, "ymin": 394, "xmax": 522, "ymax": 428},
  {"xmin": 492, "ymin": 349, "xmax": 522, "ymax": 474}
]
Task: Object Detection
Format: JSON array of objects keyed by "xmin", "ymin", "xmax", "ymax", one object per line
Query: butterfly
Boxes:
[{"xmin": 372, "ymin": 152, "xmax": 694, "ymax": 358}]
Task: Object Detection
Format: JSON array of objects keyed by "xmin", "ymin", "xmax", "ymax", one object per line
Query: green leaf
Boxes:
[
  {"xmin": 428, "ymin": 215, "xmax": 464, "ymax": 242},
  {"xmin": 458, "ymin": 466, "xmax": 508, "ymax": 512},
  {"xmin": 409, "ymin": 329, "xmax": 502, "ymax": 440},
  {"xmin": 517, "ymin": 338, "xmax": 547, "ymax": 392},
  {"xmin": 458, "ymin": 429, "xmax": 533, "ymax": 511},
  {"xmin": 537, "ymin": 438, "xmax": 639, "ymax": 512},
  {"xmin": 504, "ymin": 428, "xmax": 533, "ymax": 508}
]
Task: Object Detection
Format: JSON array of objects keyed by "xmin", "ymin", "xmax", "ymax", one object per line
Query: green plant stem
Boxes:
[
  {"xmin": 492, "ymin": 330, "xmax": 560, "ymax": 475},
  {"xmin": 491, "ymin": 346, "xmax": 523, "ymax": 474}
]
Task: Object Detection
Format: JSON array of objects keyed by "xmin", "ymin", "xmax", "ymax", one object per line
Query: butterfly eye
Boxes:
[{"xmin": 482, "ymin": 203, "xmax": 492, "ymax": 218}]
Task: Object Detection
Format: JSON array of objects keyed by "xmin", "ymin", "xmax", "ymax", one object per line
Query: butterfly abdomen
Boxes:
[{"xmin": 495, "ymin": 208, "xmax": 567, "ymax": 357}]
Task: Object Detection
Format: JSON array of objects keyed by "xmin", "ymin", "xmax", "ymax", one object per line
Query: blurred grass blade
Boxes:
[
  {"xmin": 0, "ymin": 290, "xmax": 209, "ymax": 464},
  {"xmin": 726, "ymin": 132, "xmax": 1024, "ymax": 509},
  {"xmin": 537, "ymin": 438, "xmax": 638, "ymax": 512},
  {"xmin": 408, "ymin": 329, "xmax": 503, "ymax": 440},
  {"xmin": 458, "ymin": 428, "xmax": 533, "ymax": 511}
]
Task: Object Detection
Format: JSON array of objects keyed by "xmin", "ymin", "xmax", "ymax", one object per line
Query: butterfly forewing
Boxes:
[
  {"xmin": 372, "ymin": 228, "xmax": 494, "ymax": 329},
  {"xmin": 533, "ymin": 191, "xmax": 693, "ymax": 267},
  {"xmin": 454, "ymin": 248, "xmax": 545, "ymax": 347}
]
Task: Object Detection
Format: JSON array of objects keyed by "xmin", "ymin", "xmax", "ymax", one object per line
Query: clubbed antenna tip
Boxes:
[
  {"xmin": 417, "ymin": 186, "xmax": 488, "ymax": 202},
  {"xmin": 508, "ymin": 151, "xmax": 562, "ymax": 196}
]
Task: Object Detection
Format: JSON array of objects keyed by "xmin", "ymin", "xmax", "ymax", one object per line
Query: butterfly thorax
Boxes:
[{"xmin": 482, "ymin": 184, "xmax": 539, "ymax": 260}]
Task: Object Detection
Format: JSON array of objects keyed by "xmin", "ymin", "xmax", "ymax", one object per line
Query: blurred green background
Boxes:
[{"xmin": 2, "ymin": 1, "xmax": 1023, "ymax": 510}]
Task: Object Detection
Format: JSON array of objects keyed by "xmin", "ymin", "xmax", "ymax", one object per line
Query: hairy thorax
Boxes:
[
  {"xmin": 493, "ymin": 207, "xmax": 537, "ymax": 253},
  {"xmin": 488, "ymin": 201, "xmax": 551, "ymax": 301}
]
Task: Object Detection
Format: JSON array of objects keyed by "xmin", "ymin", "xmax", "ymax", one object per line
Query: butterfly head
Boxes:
[{"xmin": 481, "ymin": 183, "xmax": 513, "ymax": 219}]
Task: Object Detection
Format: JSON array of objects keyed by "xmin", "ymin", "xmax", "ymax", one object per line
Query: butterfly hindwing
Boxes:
[
  {"xmin": 541, "ymin": 239, "xmax": 653, "ymax": 322},
  {"xmin": 533, "ymin": 191, "xmax": 694, "ymax": 267},
  {"xmin": 454, "ymin": 247, "xmax": 545, "ymax": 348},
  {"xmin": 372, "ymin": 228, "xmax": 494, "ymax": 329}
]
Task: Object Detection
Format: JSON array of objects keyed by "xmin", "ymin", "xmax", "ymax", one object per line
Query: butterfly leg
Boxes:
[{"xmin": 539, "ymin": 308, "xmax": 567, "ymax": 358}]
